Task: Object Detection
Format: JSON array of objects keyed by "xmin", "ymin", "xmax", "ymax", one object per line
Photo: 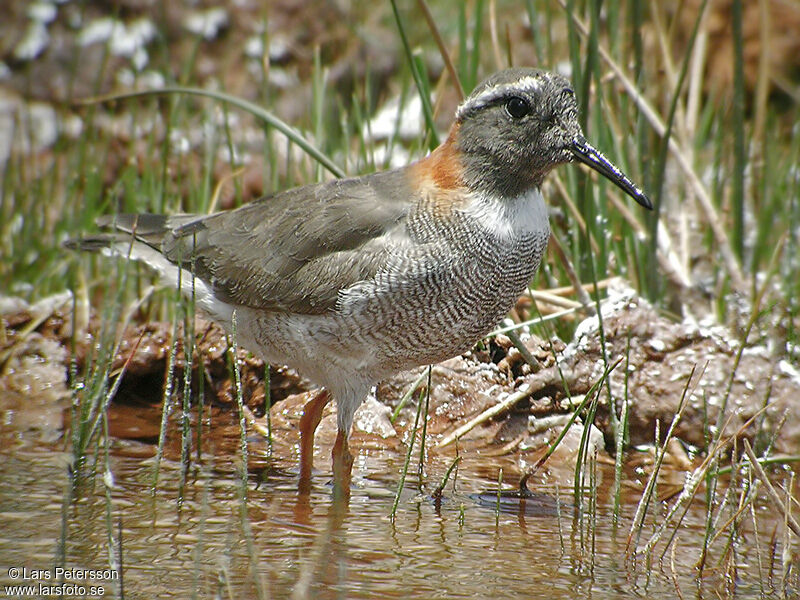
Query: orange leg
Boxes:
[
  {"xmin": 298, "ymin": 389, "xmax": 331, "ymax": 495},
  {"xmin": 332, "ymin": 429, "xmax": 354, "ymax": 501}
]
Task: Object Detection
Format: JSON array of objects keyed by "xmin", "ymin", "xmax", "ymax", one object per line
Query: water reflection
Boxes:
[{"xmin": 1, "ymin": 416, "xmax": 796, "ymax": 598}]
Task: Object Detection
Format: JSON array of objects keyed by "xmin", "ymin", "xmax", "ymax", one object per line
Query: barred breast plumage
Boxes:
[{"xmin": 68, "ymin": 67, "xmax": 650, "ymax": 498}]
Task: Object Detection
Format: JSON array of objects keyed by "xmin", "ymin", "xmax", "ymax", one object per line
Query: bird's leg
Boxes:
[
  {"xmin": 298, "ymin": 388, "xmax": 331, "ymax": 494},
  {"xmin": 332, "ymin": 429, "xmax": 354, "ymax": 501}
]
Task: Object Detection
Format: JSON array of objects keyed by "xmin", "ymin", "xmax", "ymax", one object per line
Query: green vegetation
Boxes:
[{"xmin": 2, "ymin": 1, "xmax": 799, "ymax": 597}]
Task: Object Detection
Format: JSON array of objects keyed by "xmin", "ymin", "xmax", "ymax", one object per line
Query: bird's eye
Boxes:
[{"xmin": 505, "ymin": 96, "xmax": 530, "ymax": 119}]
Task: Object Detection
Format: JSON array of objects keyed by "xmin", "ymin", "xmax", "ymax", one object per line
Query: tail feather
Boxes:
[
  {"xmin": 94, "ymin": 213, "xmax": 168, "ymax": 234},
  {"xmin": 65, "ymin": 220, "xmax": 233, "ymax": 324},
  {"xmin": 95, "ymin": 213, "xmax": 172, "ymax": 246},
  {"xmin": 63, "ymin": 233, "xmax": 134, "ymax": 253},
  {"xmin": 67, "ymin": 212, "xmax": 204, "ymax": 248}
]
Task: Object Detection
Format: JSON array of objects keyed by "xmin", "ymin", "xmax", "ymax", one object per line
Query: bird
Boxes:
[{"xmin": 68, "ymin": 68, "xmax": 651, "ymax": 499}]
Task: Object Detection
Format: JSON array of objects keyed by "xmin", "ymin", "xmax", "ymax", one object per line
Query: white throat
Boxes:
[{"xmin": 462, "ymin": 187, "xmax": 549, "ymax": 240}]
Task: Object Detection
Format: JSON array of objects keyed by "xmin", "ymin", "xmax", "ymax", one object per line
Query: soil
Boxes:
[{"xmin": 3, "ymin": 285, "xmax": 798, "ymax": 474}]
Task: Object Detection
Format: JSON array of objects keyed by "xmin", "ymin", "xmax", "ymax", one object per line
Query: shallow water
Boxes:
[{"xmin": 0, "ymin": 399, "xmax": 794, "ymax": 599}]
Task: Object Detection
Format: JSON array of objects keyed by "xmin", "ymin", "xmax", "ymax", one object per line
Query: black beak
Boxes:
[{"xmin": 570, "ymin": 136, "xmax": 652, "ymax": 210}]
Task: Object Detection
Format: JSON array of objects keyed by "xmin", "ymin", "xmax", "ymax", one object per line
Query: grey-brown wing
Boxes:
[{"xmin": 118, "ymin": 170, "xmax": 413, "ymax": 314}]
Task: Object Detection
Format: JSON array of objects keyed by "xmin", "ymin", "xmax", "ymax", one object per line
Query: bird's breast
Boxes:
[
  {"xmin": 459, "ymin": 187, "xmax": 549, "ymax": 241},
  {"xmin": 341, "ymin": 191, "xmax": 551, "ymax": 369}
]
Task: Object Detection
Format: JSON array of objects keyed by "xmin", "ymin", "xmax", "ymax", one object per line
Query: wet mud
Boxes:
[{"xmin": 3, "ymin": 286, "xmax": 798, "ymax": 481}]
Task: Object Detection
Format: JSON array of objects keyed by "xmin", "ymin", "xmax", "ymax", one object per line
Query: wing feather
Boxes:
[{"xmin": 103, "ymin": 169, "xmax": 414, "ymax": 314}]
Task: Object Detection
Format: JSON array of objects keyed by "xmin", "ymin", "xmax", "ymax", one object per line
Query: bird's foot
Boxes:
[
  {"xmin": 332, "ymin": 430, "xmax": 354, "ymax": 502},
  {"xmin": 298, "ymin": 389, "xmax": 332, "ymax": 495}
]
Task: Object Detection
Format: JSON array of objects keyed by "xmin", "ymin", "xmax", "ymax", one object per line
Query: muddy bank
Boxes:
[{"xmin": 2, "ymin": 285, "xmax": 798, "ymax": 477}]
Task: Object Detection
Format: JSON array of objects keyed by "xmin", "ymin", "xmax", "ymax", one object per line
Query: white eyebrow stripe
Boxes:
[{"xmin": 455, "ymin": 75, "xmax": 545, "ymax": 121}]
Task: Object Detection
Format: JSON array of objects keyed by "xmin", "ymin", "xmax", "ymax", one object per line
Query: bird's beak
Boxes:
[{"xmin": 569, "ymin": 136, "xmax": 652, "ymax": 210}]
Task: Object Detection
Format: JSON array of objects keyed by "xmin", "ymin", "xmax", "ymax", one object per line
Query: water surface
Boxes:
[{"xmin": 0, "ymin": 398, "xmax": 791, "ymax": 599}]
